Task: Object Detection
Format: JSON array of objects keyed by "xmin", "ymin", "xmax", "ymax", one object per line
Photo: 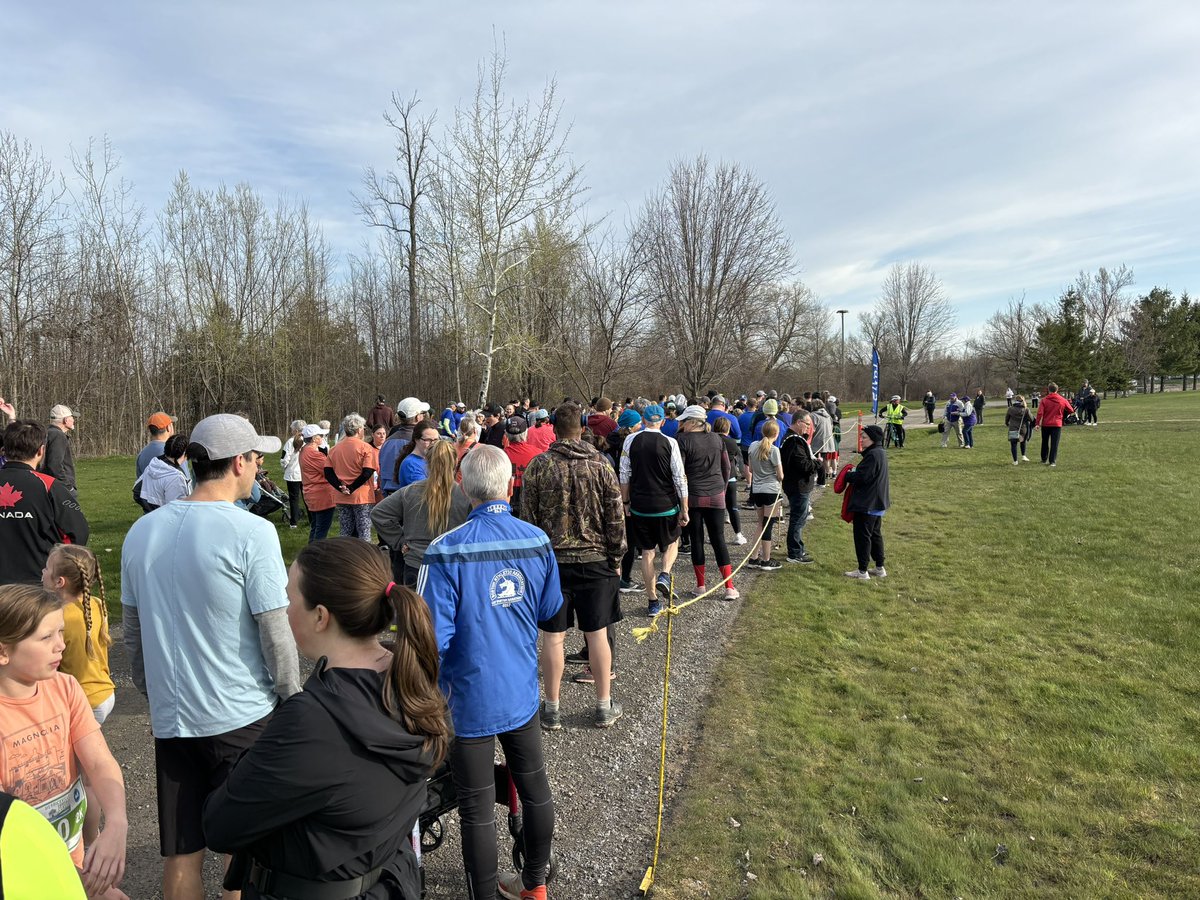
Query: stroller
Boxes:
[
  {"xmin": 249, "ymin": 468, "xmax": 292, "ymax": 522},
  {"xmin": 414, "ymin": 762, "xmax": 558, "ymax": 897}
]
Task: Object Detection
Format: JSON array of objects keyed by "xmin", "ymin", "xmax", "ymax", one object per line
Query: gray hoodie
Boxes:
[{"xmin": 138, "ymin": 456, "xmax": 190, "ymax": 508}]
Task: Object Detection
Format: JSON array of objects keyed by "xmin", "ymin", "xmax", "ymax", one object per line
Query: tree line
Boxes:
[{"xmin": 3, "ymin": 52, "xmax": 1196, "ymax": 455}]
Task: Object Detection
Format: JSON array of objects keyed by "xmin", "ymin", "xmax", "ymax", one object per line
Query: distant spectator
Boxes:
[
  {"xmin": 324, "ymin": 414, "xmax": 376, "ymax": 540},
  {"xmin": 366, "ymin": 394, "xmax": 394, "ymax": 431},
  {"xmin": 1005, "ymin": 396, "xmax": 1034, "ymax": 465},
  {"xmin": 41, "ymin": 404, "xmax": 78, "ymax": 495},
  {"xmin": 1034, "ymin": 382, "xmax": 1075, "ymax": 467},
  {"xmin": 135, "ymin": 434, "xmax": 191, "ymax": 511},
  {"xmin": 280, "ymin": 419, "xmax": 307, "ymax": 528},
  {"xmin": 922, "ymin": 391, "xmax": 937, "ymax": 423},
  {"xmin": 842, "ymin": 423, "xmax": 890, "ymax": 580},
  {"xmin": 137, "ymin": 412, "xmax": 177, "ymax": 477},
  {"xmin": 299, "ymin": 424, "xmax": 335, "ymax": 542}
]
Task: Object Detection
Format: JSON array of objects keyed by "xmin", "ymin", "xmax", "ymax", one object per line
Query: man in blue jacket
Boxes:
[{"xmin": 418, "ymin": 443, "xmax": 562, "ymax": 900}]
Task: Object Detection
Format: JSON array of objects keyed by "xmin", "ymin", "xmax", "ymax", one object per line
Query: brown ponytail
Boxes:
[{"xmin": 294, "ymin": 537, "xmax": 449, "ymax": 766}]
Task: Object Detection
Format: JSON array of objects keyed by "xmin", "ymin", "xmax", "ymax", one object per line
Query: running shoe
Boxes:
[
  {"xmin": 618, "ymin": 579, "xmax": 642, "ymax": 594},
  {"xmin": 844, "ymin": 569, "xmax": 871, "ymax": 580},
  {"xmin": 564, "ymin": 647, "xmax": 588, "ymax": 665},
  {"xmin": 647, "ymin": 599, "xmax": 663, "ymax": 617},
  {"xmin": 539, "ymin": 702, "xmax": 562, "ymax": 731},
  {"xmin": 733, "ymin": 533, "xmax": 748, "ymax": 545},
  {"xmin": 655, "ymin": 572, "xmax": 675, "ymax": 601},
  {"xmin": 758, "ymin": 558, "xmax": 782, "ymax": 571},
  {"xmin": 723, "ymin": 587, "xmax": 740, "ymax": 601},
  {"xmin": 572, "ymin": 666, "xmax": 617, "ymax": 685},
  {"xmin": 595, "ymin": 701, "xmax": 624, "ymax": 728},
  {"xmin": 867, "ymin": 566, "xmax": 887, "ymax": 578}
]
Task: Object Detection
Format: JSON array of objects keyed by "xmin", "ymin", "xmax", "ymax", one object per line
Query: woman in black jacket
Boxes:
[
  {"xmin": 203, "ymin": 538, "xmax": 450, "ymax": 899},
  {"xmin": 842, "ymin": 425, "xmax": 890, "ymax": 581},
  {"xmin": 674, "ymin": 407, "xmax": 738, "ymax": 600}
]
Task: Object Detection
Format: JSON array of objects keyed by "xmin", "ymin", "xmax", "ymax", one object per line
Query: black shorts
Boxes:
[
  {"xmin": 539, "ymin": 560, "xmax": 622, "ymax": 634},
  {"xmin": 750, "ymin": 492, "xmax": 782, "ymax": 510},
  {"xmin": 154, "ymin": 713, "xmax": 272, "ymax": 856},
  {"xmin": 628, "ymin": 512, "xmax": 682, "ymax": 552}
]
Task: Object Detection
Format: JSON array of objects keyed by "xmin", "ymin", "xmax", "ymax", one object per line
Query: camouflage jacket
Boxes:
[{"xmin": 520, "ymin": 438, "xmax": 626, "ymax": 567}]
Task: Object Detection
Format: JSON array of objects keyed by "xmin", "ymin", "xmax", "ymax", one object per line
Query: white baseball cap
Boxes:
[
  {"xmin": 397, "ymin": 397, "xmax": 431, "ymax": 419},
  {"xmin": 191, "ymin": 414, "xmax": 281, "ymax": 458}
]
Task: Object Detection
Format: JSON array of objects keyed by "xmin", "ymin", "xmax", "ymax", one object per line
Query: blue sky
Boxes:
[{"xmin": 6, "ymin": 1, "xmax": 1199, "ymax": 338}]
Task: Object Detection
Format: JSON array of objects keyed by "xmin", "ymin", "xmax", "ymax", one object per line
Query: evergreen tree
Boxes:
[{"xmin": 1025, "ymin": 288, "xmax": 1094, "ymax": 390}]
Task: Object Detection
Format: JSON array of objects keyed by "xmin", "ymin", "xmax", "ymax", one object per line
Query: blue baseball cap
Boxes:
[
  {"xmin": 617, "ymin": 409, "xmax": 641, "ymax": 429},
  {"xmin": 643, "ymin": 404, "xmax": 665, "ymax": 423}
]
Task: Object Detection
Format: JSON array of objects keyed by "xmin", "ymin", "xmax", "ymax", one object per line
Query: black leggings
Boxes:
[
  {"xmin": 723, "ymin": 482, "xmax": 741, "ymax": 533},
  {"xmin": 1040, "ymin": 426, "xmax": 1062, "ymax": 464},
  {"xmin": 620, "ymin": 516, "xmax": 637, "ymax": 582},
  {"xmin": 449, "ymin": 715, "xmax": 553, "ymax": 898},
  {"xmin": 687, "ymin": 505, "xmax": 731, "ymax": 569},
  {"xmin": 1009, "ymin": 438, "xmax": 1027, "ymax": 461}
]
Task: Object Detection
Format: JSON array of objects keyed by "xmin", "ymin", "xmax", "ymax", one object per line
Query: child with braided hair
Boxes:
[{"xmin": 42, "ymin": 545, "xmax": 115, "ymax": 724}]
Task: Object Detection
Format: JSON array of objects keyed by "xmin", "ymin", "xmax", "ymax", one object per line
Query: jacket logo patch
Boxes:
[
  {"xmin": 489, "ymin": 568, "xmax": 526, "ymax": 608},
  {"xmin": 0, "ymin": 483, "xmax": 23, "ymax": 508}
]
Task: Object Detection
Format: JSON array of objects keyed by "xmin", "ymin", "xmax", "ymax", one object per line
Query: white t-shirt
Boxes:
[{"xmin": 121, "ymin": 500, "xmax": 289, "ymax": 738}]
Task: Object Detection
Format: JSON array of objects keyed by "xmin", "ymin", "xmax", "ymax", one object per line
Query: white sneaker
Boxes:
[
  {"xmin": 733, "ymin": 533, "xmax": 747, "ymax": 545},
  {"xmin": 844, "ymin": 570, "xmax": 871, "ymax": 580},
  {"xmin": 1022, "ymin": 455, "xmax": 1029, "ymax": 461},
  {"xmin": 867, "ymin": 566, "xmax": 887, "ymax": 578},
  {"xmin": 1013, "ymin": 461, "xmax": 1019, "ymax": 466}
]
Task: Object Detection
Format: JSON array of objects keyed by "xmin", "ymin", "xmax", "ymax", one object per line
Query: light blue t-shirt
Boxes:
[{"xmin": 121, "ymin": 500, "xmax": 288, "ymax": 738}]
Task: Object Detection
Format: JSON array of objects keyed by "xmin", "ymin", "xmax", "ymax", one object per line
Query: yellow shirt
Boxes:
[{"xmin": 60, "ymin": 597, "xmax": 115, "ymax": 709}]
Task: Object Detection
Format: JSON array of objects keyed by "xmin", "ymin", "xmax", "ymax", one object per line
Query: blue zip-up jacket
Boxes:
[
  {"xmin": 706, "ymin": 409, "xmax": 742, "ymax": 441},
  {"xmin": 378, "ymin": 437, "xmax": 405, "ymax": 493},
  {"xmin": 417, "ymin": 501, "xmax": 563, "ymax": 738}
]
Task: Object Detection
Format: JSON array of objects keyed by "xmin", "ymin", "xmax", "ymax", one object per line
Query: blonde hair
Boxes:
[
  {"xmin": 420, "ymin": 440, "xmax": 457, "ymax": 535},
  {"xmin": 46, "ymin": 544, "xmax": 111, "ymax": 658},
  {"xmin": 755, "ymin": 420, "xmax": 780, "ymax": 460}
]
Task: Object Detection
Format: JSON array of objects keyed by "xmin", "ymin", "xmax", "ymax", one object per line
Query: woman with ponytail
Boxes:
[
  {"xmin": 203, "ymin": 537, "xmax": 449, "ymax": 899},
  {"xmin": 372, "ymin": 439, "xmax": 471, "ymax": 586}
]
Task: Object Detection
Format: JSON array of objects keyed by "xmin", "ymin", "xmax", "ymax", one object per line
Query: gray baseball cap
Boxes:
[{"xmin": 191, "ymin": 414, "xmax": 281, "ymax": 458}]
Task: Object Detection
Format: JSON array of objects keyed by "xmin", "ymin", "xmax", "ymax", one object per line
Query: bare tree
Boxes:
[
  {"xmin": 441, "ymin": 47, "xmax": 586, "ymax": 406},
  {"xmin": 970, "ymin": 292, "xmax": 1047, "ymax": 388},
  {"xmin": 357, "ymin": 93, "xmax": 436, "ymax": 380},
  {"xmin": 636, "ymin": 154, "xmax": 792, "ymax": 397},
  {"xmin": 863, "ymin": 262, "xmax": 955, "ymax": 399},
  {"xmin": 1075, "ymin": 264, "xmax": 1134, "ymax": 348}
]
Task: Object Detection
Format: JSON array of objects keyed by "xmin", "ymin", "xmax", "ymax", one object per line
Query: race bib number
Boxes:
[{"xmin": 34, "ymin": 775, "xmax": 87, "ymax": 852}]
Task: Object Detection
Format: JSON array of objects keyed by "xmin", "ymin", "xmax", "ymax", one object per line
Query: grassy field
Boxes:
[
  {"xmin": 653, "ymin": 392, "xmax": 1200, "ymax": 899},
  {"xmin": 79, "ymin": 453, "xmax": 316, "ymax": 613}
]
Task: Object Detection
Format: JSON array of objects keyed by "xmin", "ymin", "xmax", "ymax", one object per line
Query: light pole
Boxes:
[{"xmin": 836, "ymin": 309, "xmax": 849, "ymax": 399}]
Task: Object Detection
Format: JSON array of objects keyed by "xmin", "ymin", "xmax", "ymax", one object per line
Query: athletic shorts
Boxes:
[
  {"xmin": 750, "ymin": 492, "xmax": 782, "ymax": 510},
  {"xmin": 154, "ymin": 713, "xmax": 272, "ymax": 856},
  {"xmin": 629, "ymin": 512, "xmax": 682, "ymax": 552},
  {"xmin": 539, "ymin": 560, "xmax": 622, "ymax": 633},
  {"xmin": 822, "ymin": 452, "xmax": 838, "ymax": 461}
]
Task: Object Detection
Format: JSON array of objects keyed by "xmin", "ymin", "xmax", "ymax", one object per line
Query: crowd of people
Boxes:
[{"xmin": 0, "ymin": 374, "xmax": 1104, "ymax": 899}]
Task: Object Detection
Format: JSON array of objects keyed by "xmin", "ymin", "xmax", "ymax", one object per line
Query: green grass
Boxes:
[
  {"xmin": 79, "ymin": 454, "xmax": 317, "ymax": 616},
  {"xmin": 653, "ymin": 392, "xmax": 1200, "ymax": 899}
]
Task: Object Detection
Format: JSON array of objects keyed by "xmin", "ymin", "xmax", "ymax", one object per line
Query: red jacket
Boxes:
[{"xmin": 1035, "ymin": 392, "xmax": 1074, "ymax": 428}]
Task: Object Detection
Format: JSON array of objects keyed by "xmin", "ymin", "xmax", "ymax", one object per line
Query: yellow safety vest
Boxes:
[{"xmin": 884, "ymin": 403, "xmax": 907, "ymax": 425}]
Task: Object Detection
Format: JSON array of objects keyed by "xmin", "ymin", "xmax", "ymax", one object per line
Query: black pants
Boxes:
[
  {"xmin": 851, "ymin": 512, "xmax": 885, "ymax": 572},
  {"xmin": 1040, "ymin": 426, "xmax": 1062, "ymax": 464},
  {"xmin": 450, "ymin": 715, "xmax": 553, "ymax": 898},
  {"xmin": 723, "ymin": 482, "xmax": 741, "ymax": 533},
  {"xmin": 1009, "ymin": 438, "xmax": 1028, "ymax": 461},
  {"xmin": 285, "ymin": 480, "xmax": 304, "ymax": 526},
  {"xmin": 687, "ymin": 506, "xmax": 731, "ymax": 569},
  {"xmin": 924, "ymin": 407, "xmax": 935, "ymax": 423}
]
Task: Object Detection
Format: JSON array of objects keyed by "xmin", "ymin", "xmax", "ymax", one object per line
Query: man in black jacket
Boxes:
[
  {"xmin": 41, "ymin": 403, "xmax": 78, "ymax": 494},
  {"xmin": 780, "ymin": 413, "xmax": 818, "ymax": 564},
  {"xmin": 843, "ymin": 424, "xmax": 890, "ymax": 580},
  {"xmin": 0, "ymin": 419, "xmax": 89, "ymax": 583}
]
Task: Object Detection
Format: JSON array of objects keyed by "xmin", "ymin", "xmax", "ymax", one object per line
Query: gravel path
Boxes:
[{"xmin": 103, "ymin": 472, "xmax": 843, "ymax": 898}]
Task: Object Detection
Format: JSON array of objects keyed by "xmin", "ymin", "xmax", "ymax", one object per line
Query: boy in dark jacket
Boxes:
[{"xmin": 843, "ymin": 424, "xmax": 890, "ymax": 580}]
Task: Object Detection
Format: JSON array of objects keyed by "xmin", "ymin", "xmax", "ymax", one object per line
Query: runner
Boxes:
[
  {"xmin": 746, "ymin": 419, "xmax": 784, "ymax": 570},
  {"xmin": 674, "ymin": 406, "xmax": 737, "ymax": 600},
  {"xmin": 418, "ymin": 445, "xmax": 561, "ymax": 900}
]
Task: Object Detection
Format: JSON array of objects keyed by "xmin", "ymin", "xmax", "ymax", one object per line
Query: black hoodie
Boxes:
[{"xmin": 203, "ymin": 660, "xmax": 437, "ymax": 899}]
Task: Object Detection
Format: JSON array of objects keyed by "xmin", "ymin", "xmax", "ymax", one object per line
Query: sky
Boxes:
[{"xmin": 5, "ymin": 1, "xmax": 1199, "ymax": 339}]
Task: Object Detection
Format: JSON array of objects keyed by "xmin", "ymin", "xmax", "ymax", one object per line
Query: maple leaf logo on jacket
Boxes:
[{"xmin": 0, "ymin": 483, "xmax": 23, "ymax": 508}]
